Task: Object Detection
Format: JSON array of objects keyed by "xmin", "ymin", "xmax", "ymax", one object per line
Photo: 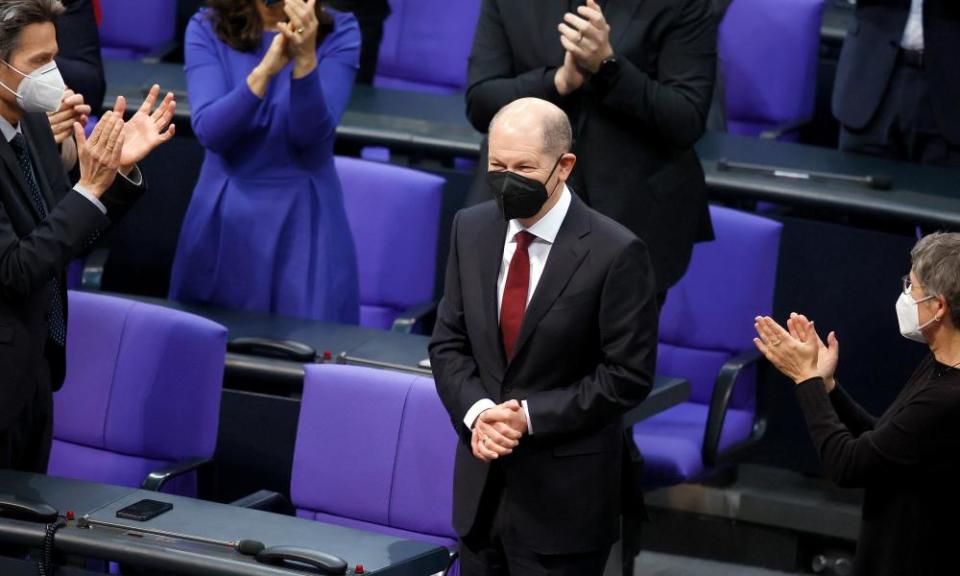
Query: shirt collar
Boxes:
[
  {"xmin": 507, "ymin": 184, "xmax": 572, "ymax": 245},
  {"xmin": 0, "ymin": 115, "xmax": 20, "ymax": 143}
]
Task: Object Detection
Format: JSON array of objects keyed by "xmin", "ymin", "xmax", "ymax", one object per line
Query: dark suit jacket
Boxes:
[
  {"xmin": 0, "ymin": 113, "xmax": 143, "ymax": 430},
  {"xmin": 832, "ymin": 0, "xmax": 960, "ymax": 144},
  {"xmin": 56, "ymin": 0, "xmax": 106, "ymax": 114},
  {"xmin": 465, "ymin": 0, "xmax": 716, "ymax": 291},
  {"xmin": 429, "ymin": 195, "xmax": 658, "ymax": 554},
  {"xmin": 326, "ymin": 0, "xmax": 391, "ymax": 22}
]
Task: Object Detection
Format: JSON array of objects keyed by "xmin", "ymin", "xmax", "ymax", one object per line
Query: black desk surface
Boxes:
[{"xmin": 0, "ymin": 471, "xmax": 448, "ymax": 576}]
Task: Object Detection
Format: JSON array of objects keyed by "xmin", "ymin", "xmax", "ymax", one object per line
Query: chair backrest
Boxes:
[
  {"xmin": 98, "ymin": 0, "xmax": 177, "ymax": 60},
  {"xmin": 374, "ymin": 0, "xmax": 482, "ymax": 94},
  {"xmin": 658, "ymin": 206, "xmax": 782, "ymax": 410},
  {"xmin": 291, "ymin": 365, "xmax": 457, "ymax": 542},
  {"xmin": 336, "ymin": 156, "xmax": 444, "ymax": 329},
  {"xmin": 720, "ymin": 0, "xmax": 825, "ymax": 138},
  {"xmin": 49, "ymin": 291, "xmax": 227, "ymax": 491}
]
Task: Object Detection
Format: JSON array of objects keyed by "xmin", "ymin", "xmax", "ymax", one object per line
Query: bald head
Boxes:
[{"xmin": 488, "ymin": 98, "xmax": 572, "ymax": 158}]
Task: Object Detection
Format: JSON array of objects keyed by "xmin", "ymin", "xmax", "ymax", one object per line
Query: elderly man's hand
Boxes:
[
  {"xmin": 471, "ymin": 401, "xmax": 526, "ymax": 461},
  {"xmin": 554, "ymin": 51, "xmax": 588, "ymax": 96},
  {"xmin": 754, "ymin": 315, "xmax": 821, "ymax": 385},
  {"xmin": 559, "ymin": 0, "xmax": 614, "ymax": 74}
]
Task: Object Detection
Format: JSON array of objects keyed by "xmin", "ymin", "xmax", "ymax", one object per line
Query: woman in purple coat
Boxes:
[{"xmin": 170, "ymin": 0, "xmax": 360, "ymax": 323}]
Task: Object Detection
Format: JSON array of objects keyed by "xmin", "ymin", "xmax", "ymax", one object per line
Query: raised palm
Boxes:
[{"xmin": 113, "ymin": 85, "xmax": 176, "ymax": 169}]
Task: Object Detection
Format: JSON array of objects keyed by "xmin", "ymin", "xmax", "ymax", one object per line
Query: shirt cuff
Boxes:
[
  {"xmin": 521, "ymin": 399, "xmax": 533, "ymax": 435},
  {"xmin": 73, "ymin": 184, "xmax": 107, "ymax": 215},
  {"xmin": 119, "ymin": 164, "xmax": 143, "ymax": 187},
  {"xmin": 463, "ymin": 398, "xmax": 497, "ymax": 430}
]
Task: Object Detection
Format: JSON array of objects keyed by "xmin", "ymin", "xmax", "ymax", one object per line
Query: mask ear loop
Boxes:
[{"xmin": 543, "ymin": 155, "xmax": 565, "ymax": 201}]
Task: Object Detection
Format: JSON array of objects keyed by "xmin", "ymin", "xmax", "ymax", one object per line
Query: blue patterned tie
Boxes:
[{"xmin": 9, "ymin": 133, "xmax": 67, "ymax": 346}]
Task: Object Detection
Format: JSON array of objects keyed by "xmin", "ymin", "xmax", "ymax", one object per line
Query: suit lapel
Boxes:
[
  {"xmin": 605, "ymin": 0, "xmax": 645, "ymax": 52},
  {"xmin": 21, "ymin": 120, "xmax": 58, "ymax": 213},
  {"xmin": 509, "ymin": 196, "xmax": 591, "ymax": 363},
  {"xmin": 479, "ymin": 212, "xmax": 509, "ymax": 377},
  {"xmin": 0, "ymin": 136, "xmax": 38, "ymax": 222}
]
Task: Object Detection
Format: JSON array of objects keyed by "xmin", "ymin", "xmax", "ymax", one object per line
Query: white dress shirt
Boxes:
[
  {"xmin": 0, "ymin": 115, "xmax": 142, "ymax": 215},
  {"xmin": 901, "ymin": 0, "xmax": 924, "ymax": 51},
  {"xmin": 463, "ymin": 185, "xmax": 573, "ymax": 436}
]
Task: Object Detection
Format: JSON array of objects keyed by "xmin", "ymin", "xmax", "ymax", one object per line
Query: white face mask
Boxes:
[
  {"xmin": 0, "ymin": 60, "xmax": 66, "ymax": 114},
  {"xmin": 896, "ymin": 291, "xmax": 937, "ymax": 343}
]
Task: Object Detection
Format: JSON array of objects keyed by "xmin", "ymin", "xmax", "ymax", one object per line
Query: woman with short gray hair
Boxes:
[{"xmin": 752, "ymin": 232, "xmax": 960, "ymax": 576}]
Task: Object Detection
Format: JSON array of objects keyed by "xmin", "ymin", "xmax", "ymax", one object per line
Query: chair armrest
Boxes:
[
  {"xmin": 230, "ymin": 490, "xmax": 295, "ymax": 515},
  {"xmin": 759, "ymin": 117, "xmax": 811, "ymax": 140},
  {"xmin": 81, "ymin": 248, "xmax": 110, "ymax": 290},
  {"xmin": 390, "ymin": 301, "xmax": 437, "ymax": 334},
  {"xmin": 701, "ymin": 350, "xmax": 766, "ymax": 467},
  {"xmin": 141, "ymin": 40, "xmax": 180, "ymax": 64},
  {"xmin": 141, "ymin": 457, "xmax": 213, "ymax": 492}
]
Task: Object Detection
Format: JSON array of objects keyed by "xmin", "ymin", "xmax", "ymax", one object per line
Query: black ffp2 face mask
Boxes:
[{"xmin": 487, "ymin": 156, "xmax": 562, "ymax": 221}]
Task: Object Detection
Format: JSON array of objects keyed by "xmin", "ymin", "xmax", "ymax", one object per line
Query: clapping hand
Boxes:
[
  {"xmin": 74, "ymin": 110, "xmax": 125, "ymax": 198},
  {"xmin": 113, "ymin": 85, "xmax": 176, "ymax": 172},
  {"xmin": 279, "ymin": 0, "xmax": 319, "ymax": 77},
  {"xmin": 559, "ymin": 0, "xmax": 614, "ymax": 74},
  {"xmin": 48, "ymin": 89, "xmax": 90, "ymax": 145},
  {"xmin": 754, "ymin": 314, "xmax": 836, "ymax": 387}
]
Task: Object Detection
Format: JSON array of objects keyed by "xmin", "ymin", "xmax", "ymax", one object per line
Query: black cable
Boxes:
[{"xmin": 38, "ymin": 519, "xmax": 65, "ymax": 576}]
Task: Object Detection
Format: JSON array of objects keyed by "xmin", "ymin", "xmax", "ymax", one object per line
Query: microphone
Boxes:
[
  {"xmin": 716, "ymin": 159, "xmax": 893, "ymax": 191},
  {"xmin": 235, "ymin": 539, "xmax": 266, "ymax": 556}
]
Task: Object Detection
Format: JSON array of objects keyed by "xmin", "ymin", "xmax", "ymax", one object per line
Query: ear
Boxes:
[{"xmin": 557, "ymin": 152, "xmax": 577, "ymax": 182}]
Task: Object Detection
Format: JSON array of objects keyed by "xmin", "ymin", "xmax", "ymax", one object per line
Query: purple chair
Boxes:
[
  {"xmin": 632, "ymin": 205, "xmax": 782, "ymax": 488},
  {"xmin": 291, "ymin": 365, "xmax": 458, "ymax": 559},
  {"xmin": 98, "ymin": 0, "xmax": 177, "ymax": 61},
  {"xmin": 374, "ymin": 0, "xmax": 482, "ymax": 94},
  {"xmin": 336, "ymin": 156, "xmax": 445, "ymax": 332},
  {"xmin": 720, "ymin": 0, "xmax": 825, "ymax": 140},
  {"xmin": 48, "ymin": 291, "xmax": 227, "ymax": 495}
]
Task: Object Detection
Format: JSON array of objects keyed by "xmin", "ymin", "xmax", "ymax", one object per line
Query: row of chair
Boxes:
[
  {"xmin": 51, "ymin": 202, "xmax": 781, "ymax": 559},
  {"xmin": 101, "ymin": 0, "xmax": 826, "ymax": 141}
]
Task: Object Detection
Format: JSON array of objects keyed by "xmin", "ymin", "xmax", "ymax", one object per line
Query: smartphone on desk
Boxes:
[{"xmin": 116, "ymin": 499, "xmax": 173, "ymax": 522}]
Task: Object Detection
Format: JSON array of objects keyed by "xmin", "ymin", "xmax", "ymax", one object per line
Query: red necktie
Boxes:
[{"xmin": 501, "ymin": 231, "xmax": 535, "ymax": 360}]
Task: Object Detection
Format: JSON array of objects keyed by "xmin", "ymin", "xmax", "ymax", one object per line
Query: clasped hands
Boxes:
[
  {"xmin": 471, "ymin": 400, "xmax": 527, "ymax": 462},
  {"xmin": 754, "ymin": 313, "xmax": 840, "ymax": 392},
  {"xmin": 555, "ymin": 0, "xmax": 615, "ymax": 96},
  {"xmin": 258, "ymin": 0, "xmax": 321, "ymax": 80}
]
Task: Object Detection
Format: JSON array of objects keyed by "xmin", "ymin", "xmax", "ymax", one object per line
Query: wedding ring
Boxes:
[
  {"xmin": 297, "ymin": 27, "xmax": 305, "ymax": 34},
  {"xmin": 482, "ymin": 436, "xmax": 489, "ymax": 444},
  {"xmin": 771, "ymin": 339, "xmax": 782, "ymax": 347},
  {"xmin": 576, "ymin": 32, "xmax": 583, "ymax": 43}
]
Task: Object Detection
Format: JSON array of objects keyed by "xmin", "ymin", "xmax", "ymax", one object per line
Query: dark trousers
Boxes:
[
  {"xmin": 355, "ymin": 18, "xmax": 386, "ymax": 85},
  {"xmin": 839, "ymin": 57, "xmax": 960, "ymax": 168},
  {"xmin": 0, "ymin": 359, "xmax": 53, "ymax": 474},
  {"xmin": 459, "ymin": 466, "xmax": 611, "ymax": 576}
]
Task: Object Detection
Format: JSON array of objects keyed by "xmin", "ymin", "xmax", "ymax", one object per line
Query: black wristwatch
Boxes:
[{"xmin": 594, "ymin": 55, "xmax": 621, "ymax": 87}]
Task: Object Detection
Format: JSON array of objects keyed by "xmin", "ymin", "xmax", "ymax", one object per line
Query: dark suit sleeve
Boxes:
[
  {"xmin": 829, "ymin": 383, "xmax": 878, "ymax": 436},
  {"xmin": 525, "ymin": 238, "xmax": 658, "ymax": 437},
  {"xmin": 795, "ymin": 376, "xmax": 959, "ymax": 488},
  {"xmin": 55, "ymin": 0, "xmax": 106, "ymax": 113},
  {"xmin": 97, "ymin": 170, "xmax": 147, "ymax": 224},
  {"xmin": 429, "ymin": 212, "xmax": 495, "ymax": 439},
  {"xmin": 597, "ymin": 0, "xmax": 716, "ymax": 147},
  {"xmin": 464, "ymin": 0, "xmax": 567, "ymax": 132},
  {"xmin": 0, "ymin": 190, "xmax": 107, "ymax": 301}
]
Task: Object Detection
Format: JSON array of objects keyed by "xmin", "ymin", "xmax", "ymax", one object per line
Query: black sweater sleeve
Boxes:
[
  {"xmin": 828, "ymin": 383, "xmax": 878, "ymax": 436},
  {"xmin": 795, "ymin": 369, "xmax": 960, "ymax": 489}
]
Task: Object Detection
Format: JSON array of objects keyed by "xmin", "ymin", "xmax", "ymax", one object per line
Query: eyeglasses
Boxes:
[{"xmin": 902, "ymin": 275, "xmax": 919, "ymax": 295}]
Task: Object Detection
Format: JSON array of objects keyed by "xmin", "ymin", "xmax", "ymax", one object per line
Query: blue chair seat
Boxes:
[{"xmin": 634, "ymin": 404, "xmax": 755, "ymax": 488}]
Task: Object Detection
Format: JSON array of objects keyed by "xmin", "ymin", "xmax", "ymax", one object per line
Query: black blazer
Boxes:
[
  {"xmin": 832, "ymin": 0, "xmax": 960, "ymax": 144},
  {"xmin": 56, "ymin": 0, "xmax": 106, "ymax": 114},
  {"xmin": 0, "ymin": 113, "xmax": 143, "ymax": 429},
  {"xmin": 465, "ymin": 0, "xmax": 716, "ymax": 291},
  {"xmin": 429, "ymin": 195, "xmax": 658, "ymax": 554}
]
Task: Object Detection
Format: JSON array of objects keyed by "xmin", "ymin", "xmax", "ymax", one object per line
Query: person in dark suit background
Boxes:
[
  {"xmin": 49, "ymin": 0, "xmax": 105, "ymax": 171},
  {"xmin": 466, "ymin": 0, "xmax": 716, "ymax": 300},
  {"xmin": 833, "ymin": 0, "xmax": 960, "ymax": 167},
  {"xmin": 326, "ymin": 0, "xmax": 390, "ymax": 84},
  {"xmin": 0, "ymin": 0, "xmax": 176, "ymax": 473},
  {"xmin": 430, "ymin": 97, "xmax": 658, "ymax": 575}
]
